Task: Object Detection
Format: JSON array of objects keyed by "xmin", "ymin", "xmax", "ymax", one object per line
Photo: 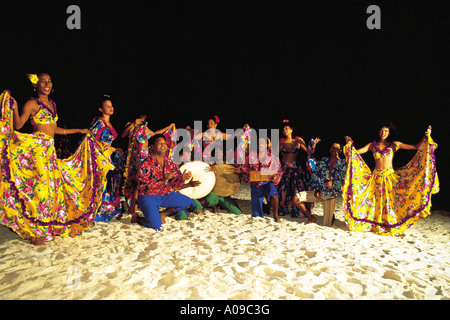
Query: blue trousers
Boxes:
[
  {"xmin": 250, "ymin": 182, "xmax": 278, "ymax": 218},
  {"xmin": 137, "ymin": 192, "xmax": 195, "ymax": 230}
]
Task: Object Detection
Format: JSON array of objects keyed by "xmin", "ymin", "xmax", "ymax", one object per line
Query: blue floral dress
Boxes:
[{"xmin": 90, "ymin": 117, "xmax": 124, "ymax": 222}]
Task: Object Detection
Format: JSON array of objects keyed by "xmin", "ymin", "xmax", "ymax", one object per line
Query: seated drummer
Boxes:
[
  {"xmin": 136, "ymin": 134, "xmax": 196, "ymax": 230},
  {"xmin": 292, "ymin": 140, "xmax": 346, "ymax": 225},
  {"xmin": 307, "ymin": 140, "xmax": 346, "ymax": 198},
  {"xmin": 239, "ymin": 137, "xmax": 283, "ymax": 222}
]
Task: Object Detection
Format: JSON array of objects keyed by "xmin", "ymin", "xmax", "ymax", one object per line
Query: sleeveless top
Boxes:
[
  {"xmin": 29, "ymin": 97, "xmax": 58, "ymax": 125},
  {"xmin": 372, "ymin": 141, "xmax": 394, "ymax": 160},
  {"xmin": 280, "ymin": 137, "xmax": 301, "ymax": 156},
  {"xmin": 90, "ymin": 117, "xmax": 118, "ymax": 144}
]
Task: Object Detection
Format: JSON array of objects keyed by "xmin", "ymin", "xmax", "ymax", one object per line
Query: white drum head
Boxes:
[{"xmin": 178, "ymin": 161, "xmax": 216, "ymax": 199}]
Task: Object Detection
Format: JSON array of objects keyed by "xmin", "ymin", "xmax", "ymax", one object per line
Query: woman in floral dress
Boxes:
[
  {"xmin": 277, "ymin": 120, "xmax": 316, "ymax": 221},
  {"xmin": 0, "ymin": 74, "xmax": 113, "ymax": 245},
  {"xmin": 121, "ymin": 113, "xmax": 174, "ymax": 222},
  {"xmin": 89, "ymin": 96, "xmax": 124, "ymax": 222},
  {"xmin": 343, "ymin": 124, "xmax": 439, "ymax": 236}
]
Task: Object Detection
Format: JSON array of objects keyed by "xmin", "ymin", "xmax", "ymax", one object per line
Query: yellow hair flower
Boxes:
[{"xmin": 27, "ymin": 74, "xmax": 39, "ymax": 85}]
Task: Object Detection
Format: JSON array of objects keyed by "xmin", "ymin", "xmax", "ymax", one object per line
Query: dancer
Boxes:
[
  {"xmin": 0, "ymin": 74, "xmax": 113, "ymax": 245},
  {"xmin": 190, "ymin": 117, "xmax": 247, "ymax": 214},
  {"xmin": 199, "ymin": 115, "xmax": 229, "ymax": 164},
  {"xmin": 197, "ymin": 115, "xmax": 249, "ymax": 165},
  {"xmin": 121, "ymin": 113, "xmax": 174, "ymax": 222},
  {"xmin": 278, "ymin": 119, "xmax": 316, "ymax": 219},
  {"xmin": 136, "ymin": 134, "xmax": 195, "ymax": 231},
  {"xmin": 343, "ymin": 123, "xmax": 439, "ymax": 236},
  {"xmin": 89, "ymin": 95, "xmax": 124, "ymax": 222},
  {"xmin": 241, "ymin": 137, "xmax": 283, "ymax": 222}
]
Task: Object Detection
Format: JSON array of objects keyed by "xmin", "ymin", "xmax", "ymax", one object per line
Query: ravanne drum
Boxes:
[
  {"xmin": 249, "ymin": 171, "xmax": 276, "ymax": 182},
  {"xmin": 211, "ymin": 164, "xmax": 241, "ymax": 197},
  {"xmin": 178, "ymin": 161, "xmax": 216, "ymax": 199}
]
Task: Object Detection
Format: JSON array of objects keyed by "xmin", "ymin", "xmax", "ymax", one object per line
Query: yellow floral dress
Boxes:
[
  {"xmin": 0, "ymin": 90, "xmax": 114, "ymax": 241},
  {"xmin": 342, "ymin": 136, "xmax": 439, "ymax": 236}
]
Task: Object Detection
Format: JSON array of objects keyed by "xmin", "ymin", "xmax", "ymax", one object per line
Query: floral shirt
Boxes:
[
  {"xmin": 137, "ymin": 153, "xmax": 185, "ymax": 196},
  {"xmin": 309, "ymin": 156, "xmax": 347, "ymax": 197},
  {"xmin": 241, "ymin": 150, "xmax": 283, "ymax": 188}
]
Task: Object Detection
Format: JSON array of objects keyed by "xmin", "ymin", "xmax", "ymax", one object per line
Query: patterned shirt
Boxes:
[
  {"xmin": 137, "ymin": 153, "xmax": 185, "ymax": 196},
  {"xmin": 309, "ymin": 156, "xmax": 347, "ymax": 197},
  {"xmin": 241, "ymin": 151, "xmax": 283, "ymax": 188}
]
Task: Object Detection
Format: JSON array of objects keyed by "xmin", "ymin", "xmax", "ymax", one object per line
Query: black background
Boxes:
[{"xmin": 1, "ymin": 0, "xmax": 448, "ymax": 210}]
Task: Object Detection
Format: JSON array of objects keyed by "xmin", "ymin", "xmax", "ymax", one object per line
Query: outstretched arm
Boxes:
[
  {"xmin": 55, "ymin": 127, "xmax": 89, "ymax": 135},
  {"xmin": 345, "ymin": 136, "xmax": 371, "ymax": 154},
  {"xmin": 154, "ymin": 123, "xmax": 175, "ymax": 135},
  {"xmin": 394, "ymin": 125, "xmax": 433, "ymax": 151},
  {"xmin": 356, "ymin": 143, "xmax": 372, "ymax": 155}
]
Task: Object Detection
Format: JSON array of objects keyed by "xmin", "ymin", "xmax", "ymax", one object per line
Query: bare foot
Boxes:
[
  {"xmin": 135, "ymin": 216, "xmax": 146, "ymax": 226},
  {"xmin": 160, "ymin": 208, "xmax": 174, "ymax": 224},
  {"xmin": 307, "ymin": 216, "xmax": 317, "ymax": 224},
  {"xmin": 30, "ymin": 237, "xmax": 46, "ymax": 246},
  {"xmin": 130, "ymin": 211, "xmax": 138, "ymax": 223},
  {"xmin": 274, "ymin": 216, "xmax": 281, "ymax": 223}
]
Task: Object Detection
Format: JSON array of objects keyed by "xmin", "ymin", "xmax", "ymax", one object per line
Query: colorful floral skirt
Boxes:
[
  {"xmin": 342, "ymin": 136, "xmax": 439, "ymax": 236},
  {"xmin": 277, "ymin": 162, "xmax": 308, "ymax": 218},
  {"xmin": 95, "ymin": 149, "xmax": 124, "ymax": 222},
  {"xmin": 0, "ymin": 90, "xmax": 114, "ymax": 241}
]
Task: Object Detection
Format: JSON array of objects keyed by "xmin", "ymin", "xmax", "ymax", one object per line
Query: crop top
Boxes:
[
  {"xmin": 372, "ymin": 141, "xmax": 394, "ymax": 160},
  {"xmin": 280, "ymin": 137, "xmax": 301, "ymax": 155},
  {"xmin": 29, "ymin": 97, "xmax": 58, "ymax": 125}
]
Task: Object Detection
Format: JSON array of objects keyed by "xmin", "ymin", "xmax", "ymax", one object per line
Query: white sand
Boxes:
[{"xmin": 0, "ymin": 184, "xmax": 449, "ymax": 300}]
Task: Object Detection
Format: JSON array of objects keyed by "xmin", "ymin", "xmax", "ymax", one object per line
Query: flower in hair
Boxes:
[
  {"xmin": 214, "ymin": 115, "xmax": 220, "ymax": 123},
  {"xmin": 27, "ymin": 74, "xmax": 39, "ymax": 85}
]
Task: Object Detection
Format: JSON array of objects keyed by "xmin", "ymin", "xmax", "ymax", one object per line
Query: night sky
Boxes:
[{"xmin": 1, "ymin": 1, "xmax": 449, "ymax": 209}]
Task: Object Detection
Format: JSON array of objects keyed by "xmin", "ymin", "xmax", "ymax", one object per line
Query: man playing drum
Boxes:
[{"xmin": 136, "ymin": 134, "xmax": 196, "ymax": 230}]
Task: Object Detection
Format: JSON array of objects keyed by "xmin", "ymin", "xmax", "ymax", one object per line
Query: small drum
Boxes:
[
  {"xmin": 212, "ymin": 164, "xmax": 241, "ymax": 197},
  {"xmin": 249, "ymin": 171, "xmax": 276, "ymax": 182},
  {"xmin": 178, "ymin": 161, "xmax": 216, "ymax": 199}
]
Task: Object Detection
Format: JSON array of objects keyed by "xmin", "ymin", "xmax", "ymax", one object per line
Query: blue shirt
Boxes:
[{"xmin": 309, "ymin": 156, "xmax": 347, "ymax": 197}]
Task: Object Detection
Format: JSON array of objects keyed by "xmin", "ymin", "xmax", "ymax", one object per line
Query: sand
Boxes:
[{"xmin": 0, "ymin": 184, "xmax": 449, "ymax": 300}]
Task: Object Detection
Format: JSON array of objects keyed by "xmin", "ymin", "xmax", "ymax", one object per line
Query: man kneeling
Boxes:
[{"xmin": 137, "ymin": 134, "xmax": 195, "ymax": 230}]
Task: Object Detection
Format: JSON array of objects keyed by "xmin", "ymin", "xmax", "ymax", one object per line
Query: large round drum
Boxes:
[
  {"xmin": 178, "ymin": 161, "xmax": 216, "ymax": 199},
  {"xmin": 212, "ymin": 164, "xmax": 241, "ymax": 197}
]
